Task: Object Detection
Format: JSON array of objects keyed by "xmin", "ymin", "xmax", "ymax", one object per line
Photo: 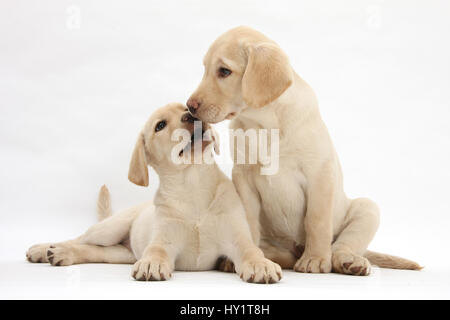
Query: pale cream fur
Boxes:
[
  {"xmin": 26, "ymin": 103, "xmax": 282, "ymax": 283},
  {"xmin": 187, "ymin": 26, "xmax": 421, "ymax": 275}
]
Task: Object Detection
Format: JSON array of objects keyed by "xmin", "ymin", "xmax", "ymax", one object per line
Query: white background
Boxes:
[{"xmin": 1, "ymin": 0, "xmax": 449, "ymax": 299}]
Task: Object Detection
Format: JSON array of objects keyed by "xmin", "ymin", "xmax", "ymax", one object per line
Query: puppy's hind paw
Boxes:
[
  {"xmin": 46, "ymin": 244, "xmax": 76, "ymax": 266},
  {"xmin": 26, "ymin": 243, "xmax": 53, "ymax": 263},
  {"xmin": 332, "ymin": 251, "xmax": 371, "ymax": 276}
]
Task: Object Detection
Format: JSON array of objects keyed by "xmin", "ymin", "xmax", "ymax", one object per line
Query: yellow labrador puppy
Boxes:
[
  {"xmin": 187, "ymin": 27, "xmax": 421, "ymax": 275},
  {"xmin": 26, "ymin": 103, "xmax": 282, "ymax": 283}
]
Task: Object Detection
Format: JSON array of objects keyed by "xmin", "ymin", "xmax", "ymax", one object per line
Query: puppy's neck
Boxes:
[{"xmin": 156, "ymin": 162, "xmax": 221, "ymax": 200}]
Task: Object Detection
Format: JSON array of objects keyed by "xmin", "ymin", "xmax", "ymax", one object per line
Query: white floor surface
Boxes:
[{"xmin": 1, "ymin": 259, "xmax": 448, "ymax": 300}]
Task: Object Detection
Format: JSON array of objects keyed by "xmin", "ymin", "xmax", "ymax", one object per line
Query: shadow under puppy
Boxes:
[{"xmin": 26, "ymin": 102, "xmax": 282, "ymax": 283}]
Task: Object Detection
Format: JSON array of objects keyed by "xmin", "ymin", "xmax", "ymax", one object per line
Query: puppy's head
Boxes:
[
  {"xmin": 128, "ymin": 103, "xmax": 219, "ymax": 187},
  {"xmin": 187, "ymin": 26, "xmax": 293, "ymax": 123}
]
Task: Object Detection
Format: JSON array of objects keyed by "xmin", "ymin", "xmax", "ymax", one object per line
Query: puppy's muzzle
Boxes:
[{"xmin": 181, "ymin": 112, "xmax": 198, "ymax": 123}]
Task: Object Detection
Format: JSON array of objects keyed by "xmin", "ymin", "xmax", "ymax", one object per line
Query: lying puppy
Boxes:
[
  {"xmin": 26, "ymin": 102, "xmax": 282, "ymax": 283},
  {"xmin": 187, "ymin": 26, "xmax": 421, "ymax": 275}
]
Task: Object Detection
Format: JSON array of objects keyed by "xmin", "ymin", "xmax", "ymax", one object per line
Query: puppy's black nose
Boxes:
[{"xmin": 181, "ymin": 112, "xmax": 198, "ymax": 123}]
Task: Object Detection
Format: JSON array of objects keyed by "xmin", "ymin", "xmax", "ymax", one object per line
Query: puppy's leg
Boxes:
[
  {"xmin": 26, "ymin": 210, "xmax": 138, "ymax": 263},
  {"xmin": 78, "ymin": 210, "xmax": 138, "ymax": 246},
  {"xmin": 212, "ymin": 179, "xmax": 282, "ymax": 283},
  {"xmin": 215, "ymin": 171, "xmax": 261, "ymax": 273},
  {"xmin": 232, "ymin": 168, "xmax": 261, "ymax": 245},
  {"xmin": 131, "ymin": 214, "xmax": 185, "ymax": 281},
  {"xmin": 221, "ymin": 218, "xmax": 282, "ymax": 283},
  {"xmin": 332, "ymin": 198, "xmax": 380, "ymax": 276},
  {"xmin": 222, "ymin": 170, "xmax": 265, "ymax": 275},
  {"xmin": 46, "ymin": 243, "xmax": 135, "ymax": 266},
  {"xmin": 294, "ymin": 164, "xmax": 334, "ymax": 273},
  {"xmin": 260, "ymin": 240, "xmax": 299, "ymax": 269},
  {"xmin": 225, "ymin": 235, "xmax": 282, "ymax": 284},
  {"xmin": 132, "ymin": 245, "xmax": 174, "ymax": 281}
]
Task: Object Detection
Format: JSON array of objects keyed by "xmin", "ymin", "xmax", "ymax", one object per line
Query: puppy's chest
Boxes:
[
  {"xmin": 176, "ymin": 210, "xmax": 221, "ymax": 271},
  {"xmin": 254, "ymin": 161, "xmax": 308, "ymax": 243}
]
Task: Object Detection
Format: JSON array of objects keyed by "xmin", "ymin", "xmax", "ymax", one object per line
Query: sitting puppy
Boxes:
[{"xmin": 26, "ymin": 102, "xmax": 282, "ymax": 283}]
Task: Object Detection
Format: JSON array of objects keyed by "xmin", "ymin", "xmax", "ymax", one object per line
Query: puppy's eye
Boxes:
[
  {"xmin": 218, "ymin": 67, "xmax": 232, "ymax": 78},
  {"xmin": 155, "ymin": 120, "xmax": 166, "ymax": 132}
]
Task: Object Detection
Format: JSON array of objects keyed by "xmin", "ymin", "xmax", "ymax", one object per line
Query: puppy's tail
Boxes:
[
  {"xmin": 97, "ymin": 185, "xmax": 112, "ymax": 221},
  {"xmin": 364, "ymin": 250, "xmax": 422, "ymax": 270}
]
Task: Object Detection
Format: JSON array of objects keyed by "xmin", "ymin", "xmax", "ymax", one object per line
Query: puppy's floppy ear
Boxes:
[
  {"xmin": 242, "ymin": 42, "xmax": 293, "ymax": 108},
  {"xmin": 128, "ymin": 133, "xmax": 149, "ymax": 187}
]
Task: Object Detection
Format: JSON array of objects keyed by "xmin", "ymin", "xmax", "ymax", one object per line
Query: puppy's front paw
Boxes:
[
  {"xmin": 239, "ymin": 258, "xmax": 282, "ymax": 284},
  {"xmin": 332, "ymin": 251, "xmax": 371, "ymax": 276},
  {"xmin": 294, "ymin": 252, "xmax": 332, "ymax": 273},
  {"xmin": 26, "ymin": 243, "xmax": 52, "ymax": 263},
  {"xmin": 46, "ymin": 244, "xmax": 76, "ymax": 266},
  {"xmin": 132, "ymin": 258, "xmax": 172, "ymax": 281}
]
